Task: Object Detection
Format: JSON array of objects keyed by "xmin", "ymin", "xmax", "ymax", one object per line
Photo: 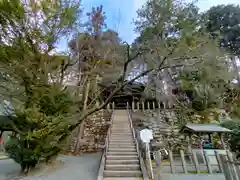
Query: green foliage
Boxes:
[
  {"xmin": 221, "ymin": 120, "xmax": 240, "ymax": 153},
  {"xmin": 205, "ymin": 4, "xmax": 240, "ymax": 54},
  {"xmin": 0, "ymin": 0, "xmax": 80, "ymax": 173},
  {"xmin": 5, "ymin": 87, "xmax": 74, "ymax": 172}
]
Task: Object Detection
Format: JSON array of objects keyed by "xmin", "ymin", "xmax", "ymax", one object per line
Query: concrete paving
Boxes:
[{"xmin": 0, "ymin": 153, "xmax": 102, "ymax": 180}]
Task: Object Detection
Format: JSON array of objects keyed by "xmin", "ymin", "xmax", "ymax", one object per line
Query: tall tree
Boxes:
[
  {"xmin": 133, "ymin": 0, "xmax": 222, "ymax": 101},
  {"xmin": 205, "ymin": 4, "xmax": 240, "ymax": 83},
  {"xmin": 0, "ymin": 0, "xmax": 81, "ymax": 173}
]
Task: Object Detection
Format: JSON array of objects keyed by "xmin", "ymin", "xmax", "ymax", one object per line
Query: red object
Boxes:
[{"xmin": 0, "ymin": 137, "xmax": 3, "ymax": 143}]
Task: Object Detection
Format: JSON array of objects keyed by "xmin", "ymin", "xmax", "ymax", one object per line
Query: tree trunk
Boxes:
[{"xmin": 74, "ymin": 81, "xmax": 90, "ymax": 155}]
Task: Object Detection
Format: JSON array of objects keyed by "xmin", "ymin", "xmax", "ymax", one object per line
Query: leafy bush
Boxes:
[
  {"xmin": 5, "ymin": 86, "xmax": 75, "ymax": 173},
  {"xmin": 221, "ymin": 120, "xmax": 240, "ymax": 154}
]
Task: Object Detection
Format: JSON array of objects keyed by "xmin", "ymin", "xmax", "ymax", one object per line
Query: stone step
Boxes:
[
  {"xmin": 107, "ymin": 151, "xmax": 138, "ymax": 156},
  {"xmin": 111, "ymin": 134, "xmax": 132, "ymax": 137},
  {"xmin": 111, "ymin": 128, "xmax": 131, "ymax": 130},
  {"xmin": 108, "ymin": 144, "xmax": 136, "ymax": 148},
  {"xmin": 112, "ymin": 124, "xmax": 129, "ymax": 126},
  {"xmin": 113, "ymin": 120, "xmax": 128, "ymax": 121},
  {"xmin": 112, "ymin": 119, "xmax": 130, "ymax": 124},
  {"xmin": 111, "ymin": 124, "xmax": 130, "ymax": 126},
  {"xmin": 105, "ymin": 164, "xmax": 140, "ymax": 171},
  {"xmin": 104, "ymin": 178, "xmax": 143, "ymax": 180},
  {"xmin": 112, "ymin": 124, "xmax": 130, "ymax": 126},
  {"xmin": 103, "ymin": 170, "xmax": 142, "ymax": 177},
  {"xmin": 106, "ymin": 155, "xmax": 138, "ymax": 160},
  {"xmin": 110, "ymin": 140, "xmax": 134, "ymax": 143},
  {"xmin": 111, "ymin": 129, "xmax": 131, "ymax": 131},
  {"xmin": 108, "ymin": 148, "xmax": 136, "ymax": 152},
  {"xmin": 111, "ymin": 131, "xmax": 132, "ymax": 136},
  {"xmin": 110, "ymin": 134, "xmax": 133, "ymax": 137},
  {"xmin": 111, "ymin": 129, "xmax": 132, "ymax": 131},
  {"xmin": 110, "ymin": 136, "xmax": 134, "ymax": 139},
  {"xmin": 106, "ymin": 159, "xmax": 139, "ymax": 165},
  {"xmin": 110, "ymin": 138, "xmax": 133, "ymax": 141},
  {"xmin": 111, "ymin": 132, "xmax": 132, "ymax": 134},
  {"xmin": 110, "ymin": 140, "xmax": 135, "ymax": 143},
  {"xmin": 109, "ymin": 141, "xmax": 135, "ymax": 145},
  {"xmin": 110, "ymin": 135, "xmax": 133, "ymax": 138}
]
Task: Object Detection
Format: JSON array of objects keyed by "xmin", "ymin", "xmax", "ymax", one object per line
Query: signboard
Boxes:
[{"xmin": 140, "ymin": 129, "xmax": 153, "ymax": 143}]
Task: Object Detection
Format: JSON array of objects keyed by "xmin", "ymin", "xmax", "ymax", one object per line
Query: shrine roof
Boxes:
[{"xmin": 181, "ymin": 123, "xmax": 232, "ymax": 134}]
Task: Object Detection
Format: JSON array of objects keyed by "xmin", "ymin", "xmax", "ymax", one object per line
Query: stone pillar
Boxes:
[
  {"xmin": 137, "ymin": 102, "xmax": 140, "ymax": 111},
  {"xmin": 142, "ymin": 101, "xmax": 145, "ymax": 111}
]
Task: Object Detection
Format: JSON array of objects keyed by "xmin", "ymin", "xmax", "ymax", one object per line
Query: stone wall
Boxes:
[
  {"xmin": 70, "ymin": 109, "xmax": 112, "ymax": 154},
  {"xmin": 131, "ymin": 109, "xmax": 187, "ymax": 151},
  {"xmin": 131, "ymin": 109, "xmax": 231, "ymax": 151}
]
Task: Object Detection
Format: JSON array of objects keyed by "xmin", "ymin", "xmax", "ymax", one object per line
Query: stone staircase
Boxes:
[{"xmin": 103, "ymin": 110, "xmax": 143, "ymax": 180}]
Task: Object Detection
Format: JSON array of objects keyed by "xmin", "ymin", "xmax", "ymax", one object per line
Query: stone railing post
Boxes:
[
  {"xmin": 137, "ymin": 102, "xmax": 140, "ymax": 111},
  {"xmin": 153, "ymin": 101, "xmax": 155, "ymax": 110}
]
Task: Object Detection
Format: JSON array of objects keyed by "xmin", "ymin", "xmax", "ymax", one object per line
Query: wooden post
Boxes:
[
  {"xmin": 113, "ymin": 102, "xmax": 115, "ymax": 109},
  {"xmin": 186, "ymin": 135, "xmax": 193, "ymax": 163},
  {"xmin": 127, "ymin": 102, "xmax": 129, "ymax": 109},
  {"xmin": 192, "ymin": 151, "xmax": 200, "ymax": 174},
  {"xmin": 227, "ymin": 150, "xmax": 239, "ymax": 180},
  {"xmin": 203, "ymin": 150, "xmax": 212, "ymax": 173},
  {"xmin": 147, "ymin": 101, "xmax": 150, "ymax": 110},
  {"xmin": 219, "ymin": 133, "xmax": 227, "ymax": 150},
  {"xmin": 180, "ymin": 150, "xmax": 188, "ymax": 174},
  {"xmin": 153, "ymin": 101, "xmax": 155, "ymax": 110},
  {"xmin": 158, "ymin": 101, "xmax": 160, "ymax": 109},
  {"xmin": 107, "ymin": 103, "xmax": 110, "ymax": 111},
  {"xmin": 132, "ymin": 101, "xmax": 134, "ymax": 111},
  {"xmin": 214, "ymin": 150, "xmax": 223, "ymax": 173},
  {"xmin": 220, "ymin": 154, "xmax": 233, "ymax": 180},
  {"xmin": 137, "ymin": 102, "xmax": 139, "ymax": 111},
  {"xmin": 168, "ymin": 150, "xmax": 175, "ymax": 173}
]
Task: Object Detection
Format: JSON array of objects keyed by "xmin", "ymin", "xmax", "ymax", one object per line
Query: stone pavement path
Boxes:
[{"xmin": 0, "ymin": 153, "xmax": 102, "ymax": 180}]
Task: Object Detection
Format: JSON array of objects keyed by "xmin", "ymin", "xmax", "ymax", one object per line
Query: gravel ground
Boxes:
[{"xmin": 0, "ymin": 153, "xmax": 102, "ymax": 180}]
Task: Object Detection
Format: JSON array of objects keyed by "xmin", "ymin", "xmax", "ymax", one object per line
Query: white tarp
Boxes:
[{"xmin": 140, "ymin": 129, "xmax": 153, "ymax": 143}]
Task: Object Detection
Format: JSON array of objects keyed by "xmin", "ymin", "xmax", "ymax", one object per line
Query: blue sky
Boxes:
[{"xmin": 57, "ymin": 0, "xmax": 240, "ymax": 52}]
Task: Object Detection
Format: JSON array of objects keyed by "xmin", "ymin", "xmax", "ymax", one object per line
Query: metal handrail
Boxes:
[
  {"xmin": 127, "ymin": 103, "xmax": 149, "ymax": 180},
  {"xmin": 97, "ymin": 103, "xmax": 114, "ymax": 180},
  {"xmin": 104, "ymin": 108, "xmax": 114, "ymax": 157}
]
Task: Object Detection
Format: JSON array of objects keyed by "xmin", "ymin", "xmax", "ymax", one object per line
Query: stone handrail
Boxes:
[
  {"xmin": 127, "ymin": 103, "xmax": 150, "ymax": 180},
  {"xmin": 97, "ymin": 106, "xmax": 114, "ymax": 180}
]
